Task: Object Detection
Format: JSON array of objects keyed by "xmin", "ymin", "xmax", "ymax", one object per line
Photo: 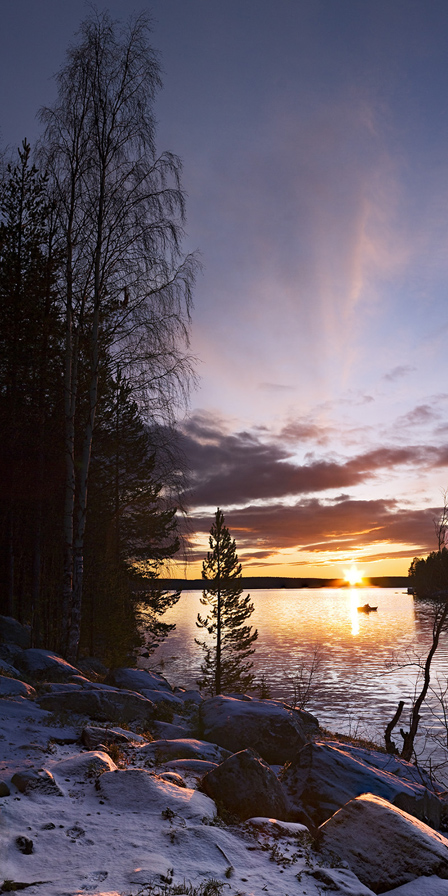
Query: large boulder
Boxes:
[
  {"xmin": 50, "ymin": 750, "xmax": 117, "ymax": 781},
  {"xmin": 0, "ymin": 676, "xmax": 35, "ymax": 698},
  {"xmin": 97, "ymin": 767, "xmax": 216, "ymax": 820},
  {"xmin": 319, "ymin": 793, "xmax": 448, "ymax": 894},
  {"xmin": 135, "ymin": 737, "xmax": 231, "ymax": 766},
  {"xmin": 0, "ymin": 615, "xmax": 31, "ymax": 649},
  {"xmin": 11, "ymin": 768, "xmax": 63, "ymax": 796},
  {"xmin": 202, "ymin": 748, "xmax": 289, "ymax": 821},
  {"xmin": 107, "ymin": 667, "xmax": 173, "ymax": 693},
  {"xmin": 14, "ymin": 648, "xmax": 81, "ymax": 681},
  {"xmin": 201, "ymin": 695, "xmax": 319, "ymax": 764},
  {"xmin": 282, "ymin": 741, "xmax": 443, "ymax": 827},
  {"xmin": 37, "ymin": 687, "xmax": 155, "ymax": 724}
]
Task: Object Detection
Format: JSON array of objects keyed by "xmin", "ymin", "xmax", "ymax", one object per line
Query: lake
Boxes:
[{"xmin": 142, "ymin": 587, "xmax": 448, "ymax": 772}]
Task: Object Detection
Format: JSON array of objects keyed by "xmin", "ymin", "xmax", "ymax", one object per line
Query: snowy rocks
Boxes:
[
  {"xmin": 319, "ymin": 792, "xmax": 448, "ymax": 893},
  {"xmin": 201, "ymin": 694, "xmax": 319, "ymax": 764},
  {"xmin": 282, "ymin": 741, "xmax": 443, "ymax": 828},
  {"xmin": 136, "ymin": 737, "xmax": 231, "ymax": 766},
  {"xmin": 0, "ymin": 675, "xmax": 36, "ymax": 697},
  {"xmin": 0, "ymin": 614, "xmax": 31, "ymax": 649},
  {"xmin": 14, "ymin": 648, "xmax": 81, "ymax": 681},
  {"xmin": 37, "ymin": 686, "xmax": 155, "ymax": 724},
  {"xmin": 107, "ymin": 667, "xmax": 173, "ymax": 693},
  {"xmin": 50, "ymin": 750, "xmax": 117, "ymax": 780},
  {"xmin": 96, "ymin": 766, "xmax": 216, "ymax": 820},
  {"xmin": 202, "ymin": 748, "xmax": 289, "ymax": 821},
  {"xmin": 11, "ymin": 768, "xmax": 63, "ymax": 796},
  {"xmin": 81, "ymin": 725, "xmax": 139, "ymax": 749}
]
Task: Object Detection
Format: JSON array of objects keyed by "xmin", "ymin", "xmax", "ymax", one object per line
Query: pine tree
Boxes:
[{"xmin": 196, "ymin": 508, "xmax": 258, "ymax": 695}]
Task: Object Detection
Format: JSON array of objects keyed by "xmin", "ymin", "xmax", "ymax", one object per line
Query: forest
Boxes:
[{"xmin": 0, "ymin": 11, "xmax": 197, "ymax": 668}]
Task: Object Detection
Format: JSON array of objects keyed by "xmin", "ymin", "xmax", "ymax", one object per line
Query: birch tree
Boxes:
[{"xmin": 39, "ymin": 11, "xmax": 196, "ymax": 660}]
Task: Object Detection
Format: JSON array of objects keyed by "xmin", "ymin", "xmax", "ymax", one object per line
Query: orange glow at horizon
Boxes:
[{"xmin": 343, "ymin": 563, "xmax": 364, "ymax": 586}]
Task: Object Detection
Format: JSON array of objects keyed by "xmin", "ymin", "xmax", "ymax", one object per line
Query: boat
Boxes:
[{"xmin": 357, "ymin": 603, "xmax": 378, "ymax": 613}]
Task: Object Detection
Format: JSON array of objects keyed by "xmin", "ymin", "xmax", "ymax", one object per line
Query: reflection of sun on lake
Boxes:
[{"xmin": 142, "ymin": 587, "xmax": 448, "ymax": 769}]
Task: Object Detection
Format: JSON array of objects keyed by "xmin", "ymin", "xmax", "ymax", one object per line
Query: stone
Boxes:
[
  {"xmin": 202, "ymin": 748, "xmax": 289, "ymax": 821},
  {"xmin": 319, "ymin": 793, "xmax": 448, "ymax": 893},
  {"xmin": 0, "ymin": 615, "xmax": 31, "ymax": 649},
  {"xmin": 16, "ymin": 835, "xmax": 33, "ymax": 854},
  {"xmin": 282, "ymin": 741, "xmax": 443, "ymax": 827},
  {"xmin": 107, "ymin": 667, "xmax": 173, "ymax": 693},
  {"xmin": 96, "ymin": 767, "xmax": 216, "ymax": 820},
  {"xmin": 37, "ymin": 687, "xmax": 155, "ymax": 724},
  {"xmin": 0, "ymin": 781, "xmax": 10, "ymax": 796},
  {"xmin": 201, "ymin": 694, "xmax": 319, "ymax": 764},
  {"xmin": 0, "ymin": 675, "xmax": 36, "ymax": 697},
  {"xmin": 14, "ymin": 648, "xmax": 81, "ymax": 681},
  {"xmin": 11, "ymin": 768, "xmax": 63, "ymax": 796},
  {"xmin": 51, "ymin": 750, "xmax": 117, "ymax": 780},
  {"xmin": 135, "ymin": 737, "xmax": 231, "ymax": 766},
  {"xmin": 81, "ymin": 725, "xmax": 136, "ymax": 749}
]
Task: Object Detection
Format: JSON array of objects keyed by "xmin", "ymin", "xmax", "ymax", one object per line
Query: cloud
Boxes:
[
  {"xmin": 181, "ymin": 412, "xmax": 447, "ymax": 507},
  {"xmin": 185, "ymin": 497, "xmax": 437, "ymax": 562},
  {"xmin": 383, "ymin": 365, "xmax": 416, "ymax": 382}
]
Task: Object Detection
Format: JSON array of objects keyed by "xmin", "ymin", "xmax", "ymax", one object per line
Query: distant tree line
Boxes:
[{"xmin": 0, "ymin": 11, "xmax": 197, "ymax": 666}]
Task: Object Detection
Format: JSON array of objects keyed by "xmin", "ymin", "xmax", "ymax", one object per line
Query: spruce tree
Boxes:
[{"xmin": 196, "ymin": 508, "xmax": 258, "ymax": 695}]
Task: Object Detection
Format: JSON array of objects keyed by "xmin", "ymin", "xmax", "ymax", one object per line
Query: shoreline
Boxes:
[{"xmin": 157, "ymin": 575, "xmax": 410, "ymax": 590}]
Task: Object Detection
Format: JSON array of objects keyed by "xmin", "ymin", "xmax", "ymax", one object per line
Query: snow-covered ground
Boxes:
[{"xmin": 2, "ymin": 638, "xmax": 448, "ymax": 895}]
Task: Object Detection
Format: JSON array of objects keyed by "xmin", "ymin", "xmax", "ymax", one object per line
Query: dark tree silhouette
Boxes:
[{"xmin": 196, "ymin": 508, "xmax": 258, "ymax": 695}]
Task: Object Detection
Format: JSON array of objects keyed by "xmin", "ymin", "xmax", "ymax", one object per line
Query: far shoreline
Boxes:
[{"xmin": 157, "ymin": 575, "xmax": 410, "ymax": 591}]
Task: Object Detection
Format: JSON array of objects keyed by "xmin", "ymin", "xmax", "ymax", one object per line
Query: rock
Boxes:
[
  {"xmin": 77, "ymin": 656, "xmax": 109, "ymax": 678},
  {"xmin": 37, "ymin": 687, "xmax": 155, "ymax": 724},
  {"xmin": 11, "ymin": 768, "xmax": 63, "ymax": 796},
  {"xmin": 0, "ymin": 657, "xmax": 21, "ymax": 676},
  {"xmin": 97, "ymin": 767, "xmax": 216, "ymax": 820},
  {"xmin": 150, "ymin": 721, "xmax": 190, "ymax": 740},
  {"xmin": 107, "ymin": 667, "xmax": 173, "ymax": 693},
  {"xmin": 0, "ymin": 675, "xmax": 36, "ymax": 697},
  {"xmin": 158, "ymin": 771, "xmax": 187, "ymax": 787},
  {"xmin": 202, "ymin": 748, "xmax": 289, "ymax": 821},
  {"xmin": 138, "ymin": 688, "xmax": 184, "ymax": 707},
  {"xmin": 282, "ymin": 741, "xmax": 443, "ymax": 827},
  {"xmin": 0, "ymin": 615, "xmax": 31, "ymax": 649},
  {"xmin": 51, "ymin": 750, "xmax": 117, "ymax": 780},
  {"xmin": 201, "ymin": 695, "xmax": 319, "ymax": 764},
  {"xmin": 16, "ymin": 835, "xmax": 33, "ymax": 854},
  {"xmin": 0, "ymin": 781, "xmax": 10, "ymax": 796},
  {"xmin": 81, "ymin": 725, "xmax": 136, "ymax": 749},
  {"xmin": 174, "ymin": 688, "xmax": 203, "ymax": 705},
  {"xmin": 135, "ymin": 737, "xmax": 231, "ymax": 766},
  {"xmin": 319, "ymin": 793, "xmax": 448, "ymax": 893},
  {"xmin": 14, "ymin": 648, "xmax": 81, "ymax": 681}
]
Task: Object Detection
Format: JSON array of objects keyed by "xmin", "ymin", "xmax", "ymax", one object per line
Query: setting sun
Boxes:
[{"xmin": 344, "ymin": 564, "xmax": 364, "ymax": 586}]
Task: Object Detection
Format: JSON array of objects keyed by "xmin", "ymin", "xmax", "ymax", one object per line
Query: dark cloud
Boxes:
[
  {"xmin": 186, "ymin": 498, "xmax": 437, "ymax": 563},
  {"xmin": 181, "ymin": 413, "xmax": 447, "ymax": 507},
  {"xmin": 396, "ymin": 404, "xmax": 440, "ymax": 428}
]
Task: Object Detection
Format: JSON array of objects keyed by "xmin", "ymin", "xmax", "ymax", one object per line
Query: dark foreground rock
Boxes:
[
  {"xmin": 319, "ymin": 792, "xmax": 448, "ymax": 893},
  {"xmin": 202, "ymin": 748, "xmax": 289, "ymax": 821},
  {"xmin": 14, "ymin": 648, "xmax": 81, "ymax": 681},
  {"xmin": 283, "ymin": 741, "xmax": 443, "ymax": 827},
  {"xmin": 37, "ymin": 687, "xmax": 155, "ymax": 724},
  {"xmin": 201, "ymin": 695, "xmax": 319, "ymax": 764}
]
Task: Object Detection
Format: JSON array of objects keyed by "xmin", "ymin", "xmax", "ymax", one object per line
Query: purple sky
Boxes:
[{"xmin": 2, "ymin": 1, "xmax": 448, "ymax": 578}]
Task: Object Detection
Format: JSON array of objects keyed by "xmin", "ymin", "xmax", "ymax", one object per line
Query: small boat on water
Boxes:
[{"xmin": 357, "ymin": 603, "xmax": 378, "ymax": 613}]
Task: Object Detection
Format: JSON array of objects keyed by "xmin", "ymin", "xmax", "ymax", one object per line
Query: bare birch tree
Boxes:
[{"xmin": 39, "ymin": 11, "xmax": 197, "ymax": 660}]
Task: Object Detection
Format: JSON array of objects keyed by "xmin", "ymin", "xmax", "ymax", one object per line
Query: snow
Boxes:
[{"xmin": 0, "ymin": 671, "xmax": 447, "ymax": 896}]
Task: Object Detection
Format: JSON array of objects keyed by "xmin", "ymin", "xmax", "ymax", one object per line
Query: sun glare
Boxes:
[{"xmin": 344, "ymin": 564, "xmax": 364, "ymax": 586}]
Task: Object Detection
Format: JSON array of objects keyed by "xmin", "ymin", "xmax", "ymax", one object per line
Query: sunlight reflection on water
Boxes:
[{"xmin": 141, "ymin": 587, "xmax": 448, "ymax": 759}]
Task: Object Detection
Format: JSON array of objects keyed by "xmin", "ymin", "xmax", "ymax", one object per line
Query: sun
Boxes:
[{"xmin": 344, "ymin": 563, "xmax": 364, "ymax": 586}]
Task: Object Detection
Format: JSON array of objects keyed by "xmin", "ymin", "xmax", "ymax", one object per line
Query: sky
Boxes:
[{"xmin": 1, "ymin": 0, "xmax": 448, "ymax": 579}]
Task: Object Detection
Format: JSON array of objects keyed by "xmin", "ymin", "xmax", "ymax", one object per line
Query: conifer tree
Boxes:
[{"xmin": 196, "ymin": 508, "xmax": 258, "ymax": 695}]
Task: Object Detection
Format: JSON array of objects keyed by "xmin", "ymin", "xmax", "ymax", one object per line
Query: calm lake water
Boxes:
[{"xmin": 142, "ymin": 587, "xmax": 448, "ymax": 769}]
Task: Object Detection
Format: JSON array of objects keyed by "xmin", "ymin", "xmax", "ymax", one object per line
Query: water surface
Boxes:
[{"xmin": 142, "ymin": 587, "xmax": 448, "ymax": 766}]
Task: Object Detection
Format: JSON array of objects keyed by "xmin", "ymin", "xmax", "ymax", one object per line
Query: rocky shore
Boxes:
[{"xmin": 1, "ymin": 614, "xmax": 448, "ymax": 896}]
